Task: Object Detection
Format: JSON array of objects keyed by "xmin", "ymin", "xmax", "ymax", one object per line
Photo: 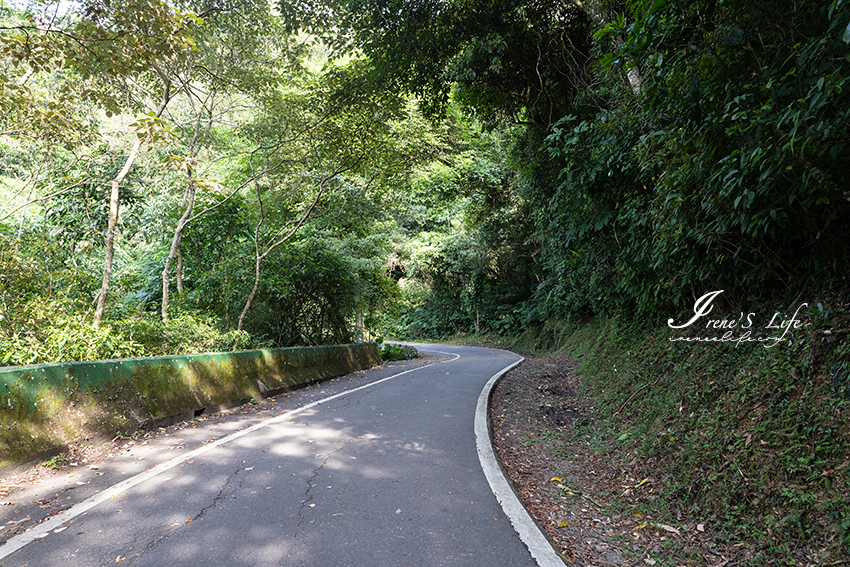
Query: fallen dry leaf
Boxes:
[{"xmin": 656, "ymin": 523, "xmax": 681, "ymax": 535}]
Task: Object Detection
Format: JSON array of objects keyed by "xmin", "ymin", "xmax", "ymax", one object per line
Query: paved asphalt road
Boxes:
[{"xmin": 0, "ymin": 344, "xmax": 550, "ymax": 567}]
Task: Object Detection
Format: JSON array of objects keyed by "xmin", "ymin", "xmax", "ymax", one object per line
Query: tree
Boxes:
[
  {"xmin": 0, "ymin": 0, "xmax": 196, "ymax": 326},
  {"xmin": 282, "ymin": 0, "xmax": 592, "ymax": 128},
  {"xmin": 556, "ymin": 0, "xmax": 850, "ymax": 311},
  {"xmin": 234, "ymin": 53, "xmax": 407, "ymax": 332},
  {"xmin": 93, "ymin": 102, "xmax": 174, "ymax": 326},
  {"xmin": 155, "ymin": 0, "xmax": 291, "ymax": 322}
]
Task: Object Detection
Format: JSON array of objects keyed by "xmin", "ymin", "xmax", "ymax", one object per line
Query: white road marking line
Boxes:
[{"xmin": 0, "ymin": 353, "xmax": 459, "ymax": 560}]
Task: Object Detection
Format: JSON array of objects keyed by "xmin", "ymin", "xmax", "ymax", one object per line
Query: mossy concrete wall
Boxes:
[{"xmin": 0, "ymin": 343, "xmax": 380, "ymax": 469}]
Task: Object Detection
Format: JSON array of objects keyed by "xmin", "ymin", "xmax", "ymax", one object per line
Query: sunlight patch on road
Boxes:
[{"xmin": 0, "ymin": 354, "xmax": 459, "ymax": 560}]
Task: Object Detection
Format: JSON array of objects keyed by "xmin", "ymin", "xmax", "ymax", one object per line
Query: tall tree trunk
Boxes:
[
  {"xmin": 161, "ymin": 181, "xmax": 195, "ymax": 321},
  {"xmin": 237, "ymin": 254, "xmax": 262, "ymax": 332},
  {"xmin": 16, "ymin": 185, "xmax": 34, "ymax": 241},
  {"xmin": 94, "ymin": 78, "xmax": 171, "ymax": 327},
  {"xmin": 236, "ymin": 160, "xmax": 359, "ymax": 334},
  {"xmin": 176, "ymin": 248, "xmax": 184, "ymax": 293},
  {"xmin": 165, "ymin": 90, "xmax": 215, "ymax": 314},
  {"xmin": 624, "ymin": 54, "xmax": 643, "ymax": 92},
  {"xmin": 237, "ymin": 179, "xmax": 328, "ymax": 333},
  {"xmin": 93, "ymin": 138, "xmax": 143, "ymax": 328}
]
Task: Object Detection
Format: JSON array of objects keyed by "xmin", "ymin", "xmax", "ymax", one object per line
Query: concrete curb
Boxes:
[{"xmin": 475, "ymin": 354, "xmax": 568, "ymax": 567}]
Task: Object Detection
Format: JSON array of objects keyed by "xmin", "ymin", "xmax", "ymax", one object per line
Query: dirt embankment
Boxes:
[{"xmin": 491, "ymin": 353, "xmax": 771, "ymax": 567}]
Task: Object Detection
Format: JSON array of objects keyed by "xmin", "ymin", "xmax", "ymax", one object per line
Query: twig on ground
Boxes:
[{"xmin": 612, "ymin": 375, "xmax": 661, "ymax": 417}]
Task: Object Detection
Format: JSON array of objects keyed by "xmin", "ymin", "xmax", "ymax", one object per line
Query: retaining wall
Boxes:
[{"xmin": 0, "ymin": 343, "xmax": 381, "ymax": 469}]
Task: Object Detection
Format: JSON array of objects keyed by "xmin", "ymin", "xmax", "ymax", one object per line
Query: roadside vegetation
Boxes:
[
  {"xmin": 1, "ymin": 0, "xmax": 847, "ymax": 562},
  {"xmin": 560, "ymin": 308, "xmax": 848, "ymax": 564},
  {"xmin": 377, "ymin": 341, "xmax": 419, "ymax": 363},
  {"xmin": 0, "ymin": 0, "xmax": 427, "ymax": 363}
]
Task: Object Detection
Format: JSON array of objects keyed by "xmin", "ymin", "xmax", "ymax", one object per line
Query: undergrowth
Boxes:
[
  {"xmin": 378, "ymin": 341, "xmax": 420, "ymax": 362},
  {"xmin": 0, "ymin": 307, "xmax": 261, "ymax": 366},
  {"xmin": 557, "ymin": 298, "xmax": 850, "ymax": 564}
]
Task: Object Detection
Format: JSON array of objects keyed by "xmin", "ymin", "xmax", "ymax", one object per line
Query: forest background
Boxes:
[{"xmin": 1, "ymin": 0, "xmax": 849, "ymax": 563}]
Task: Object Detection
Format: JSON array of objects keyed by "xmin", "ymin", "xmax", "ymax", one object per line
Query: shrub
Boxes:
[{"xmin": 379, "ymin": 342, "xmax": 419, "ymax": 362}]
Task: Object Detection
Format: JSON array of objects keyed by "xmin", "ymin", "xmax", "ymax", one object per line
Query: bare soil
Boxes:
[{"xmin": 489, "ymin": 352, "xmax": 751, "ymax": 566}]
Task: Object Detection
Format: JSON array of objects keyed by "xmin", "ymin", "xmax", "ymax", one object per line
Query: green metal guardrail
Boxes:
[{"xmin": 1, "ymin": 343, "xmax": 380, "ymax": 468}]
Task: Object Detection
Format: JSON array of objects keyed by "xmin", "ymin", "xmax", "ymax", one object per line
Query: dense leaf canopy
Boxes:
[{"xmin": 1, "ymin": 0, "xmax": 847, "ymax": 351}]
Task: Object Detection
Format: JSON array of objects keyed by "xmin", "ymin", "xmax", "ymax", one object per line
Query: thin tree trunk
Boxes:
[
  {"xmin": 236, "ymin": 159, "xmax": 362, "ymax": 333},
  {"xmin": 238, "ymin": 254, "xmax": 263, "ymax": 332},
  {"xmin": 165, "ymin": 90, "xmax": 215, "ymax": 312},
  {"xmin": 176, "ymin": 248, "xmax": 184, "ymax": 293},
  {"xmin": 16, "ymin": 185, "xmax": 34, "ymax": 241},
  {"xmin": 93, "ymin": 138, "xmax": 143, "ymax": 327},
  {"xmin": 610, "ymin": 29, "xmax": 643, "ymax": 92},
  {"xmin": 236, "ymin": 178, "xmax": 328, "ymax": 332},
  {"xmin": 94, "ymin": 79, "xmax": 171, "ymax": 327},
  {"xmin": 161, "ymin": 182, "xmax": 195, "ymax": 321}
]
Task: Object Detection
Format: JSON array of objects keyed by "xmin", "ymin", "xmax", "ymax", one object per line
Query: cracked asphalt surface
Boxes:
[{"xmin": 1, "ymin": 344, "xmax": 539, "ymax": 566}]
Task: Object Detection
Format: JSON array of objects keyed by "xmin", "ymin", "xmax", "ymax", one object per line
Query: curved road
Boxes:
[{"xmin": 1, "ymin": 344, "xmax": 560, "ymax": 566}]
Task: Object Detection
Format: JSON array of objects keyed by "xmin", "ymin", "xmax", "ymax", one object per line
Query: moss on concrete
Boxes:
[{"xmin": 0, "ymin": 343, "xmax": 380, "ymax": 469}]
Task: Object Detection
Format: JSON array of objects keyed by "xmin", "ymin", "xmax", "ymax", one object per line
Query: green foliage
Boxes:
[
  {"xmin": 0, "ymin": 243, "xmax": 258, "ymax": 364},
  {"xmin": 1, "ymin": 311, "xmax": 146, "ymax": 366},
  {"xmin": 308, "ymin": 0, "xmax": 591, "ymax": 124},
  {"xmin": 0, "ymin": 0, "xmax": 414, "ymax": 359},
  {"xmin": 0, "ymin": 0, "xmax": 196, "ymax": 134},
  {"xmin": 41, "ymin": 454, "xmax": 68, "ymax": 469},
  {"xmin": 378, "ymin": 342, "xmax": 419, "ymax": 362},
  {"xmin": 2, "ymin": 0, "xmax": 847, "ymax": 394},
  {"xmin": 242, "ymin": 237, "xmax": 358, "ymax": 345},
  {"xmin": 183, "ymin": 219, "xmax": 395, "ymax": 347},
  {"xmin": 560, "ymin": 300, "xmax": 850, "ymax": 563},
  {"xmin": 44, "ymin": 151, "xmax": 143, "ymax": 250},
  {"xmin": 537, "ymin": 0, "xmax": 850, "ymax": 317},
  {"xmin": 0, "ymin": 300, "xmax": 258, "ymax": 366},
  {"xmin": 335, "ymin": 0, "xmax": 850, "ymax": 338},
  {"xmin": 381, "ymin": 114, "xmax": 539, "ymax": 340},
  {"xmin": 0, "ymin": 218, "xmax": 258, "ymax": 364}
]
